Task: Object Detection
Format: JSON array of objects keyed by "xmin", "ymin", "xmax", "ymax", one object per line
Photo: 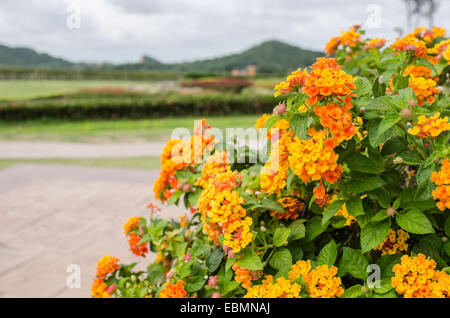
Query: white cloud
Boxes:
[{"xmin": 0, "ymin": 0, "xmax": 448, "ymax": 64}]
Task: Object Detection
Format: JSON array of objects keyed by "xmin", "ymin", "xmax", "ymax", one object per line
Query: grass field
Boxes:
[
  {"xmin": 0, "ymin": 156, "xmax": 161, "ymax": 170},
  {"xmin": 0, "ymin": 80, "xmax": 163, "ymax": 100},
  {"xmin": 0, "ymin": 115, "xmax": 260, "ymax": 142}
]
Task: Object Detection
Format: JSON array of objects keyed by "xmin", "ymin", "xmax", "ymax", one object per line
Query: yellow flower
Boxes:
[
  {"xmin": 244, "ymin": 275, "xmax": 301, "ymax": 298},
  {"xmin": 374, "ymin": 229, "xmax": 409, "ymax": 255}
]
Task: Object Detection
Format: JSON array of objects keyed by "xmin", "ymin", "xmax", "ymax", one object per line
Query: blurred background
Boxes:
[{"xmin": 0, "ymin": 0, "xmax": 448, "ymax": 298}]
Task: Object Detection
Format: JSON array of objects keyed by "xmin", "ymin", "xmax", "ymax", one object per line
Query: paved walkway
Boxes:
[
  {"xmin": 0, "ymin": 141, "xmax": 166, "ymax": 159},
  {"xmin": 0, "ymin": 164, "xmax": 187, "ymax": 298}
]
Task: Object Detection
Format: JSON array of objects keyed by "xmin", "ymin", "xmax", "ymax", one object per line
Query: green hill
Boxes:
[
  {"xmin": 0, "ymin": 44, "xmax": 74, "ymax": 69},
  {"xmin": 170, "ymin": 40, "xmax": 324, "ymax": 73},
  {"xmin": 0, "ymin": 40, "xmax": 323, "ymax": 74}
]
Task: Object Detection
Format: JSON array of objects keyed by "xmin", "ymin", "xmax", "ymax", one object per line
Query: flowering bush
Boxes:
[{"xmin": 93, "ymin": 26, "xmax": 450, "ymax": 298}]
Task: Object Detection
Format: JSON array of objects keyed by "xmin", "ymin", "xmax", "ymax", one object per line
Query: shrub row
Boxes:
[{"xmin": 0, "ymin": 93, "xmax": 282, "ymax": 121}]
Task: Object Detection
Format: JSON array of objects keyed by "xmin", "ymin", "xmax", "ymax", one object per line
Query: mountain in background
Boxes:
[
  {"xmin": 0, "ymin": 44, "xmax": 74, "ymax": 69},
  {"xmin": 0, "ymin": 40, "xmax": 324, "ymax": 74}
]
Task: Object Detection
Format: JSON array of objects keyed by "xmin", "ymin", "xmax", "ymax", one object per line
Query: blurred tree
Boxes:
[{"xmin": 403, "ymin": 0, "xmax": 440, "ymax": 31}]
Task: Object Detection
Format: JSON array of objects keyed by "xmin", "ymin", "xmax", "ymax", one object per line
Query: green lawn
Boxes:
[
  {"xmin": 0, "ymin": 115, "xmax": 260, "ymax": 142},
  {"xmin": 0, "ymin": 157, "xmax": 161, "ymax": 170},
  {"xmin": 0, "ymin": 80, "xmax": 158, "ymax": 100}
]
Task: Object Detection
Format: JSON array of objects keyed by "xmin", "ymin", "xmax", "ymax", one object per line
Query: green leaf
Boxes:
[
  {"xmin": 269, "ymin": 248, "xmax": 292, "ymax": 270},
  {"xmin": 273, "ymin": 228, "xmax": 291, "ymax": 247},
  {"xmin": 185, "ymin": 276, "xmax": 206, "ymax": 292},
  {"xmin": 346, "ymin": 153, "xmax": 380, "ymax": 174},
  {"xmin": 206, "ymin": 248, "xmax": 224, "ymax": 273},
  {"xmin": 368, "ymin": 119, "xmax": 394, "ymax": 148},
  {"xmin": 340, "ymin": 247, "xmax": 369, "ymax": 280},
  {"xmin": 167, "ymin": 190, "xmax": 183, "ymax": 205},
  {"xmin": 378, "ymin": 113, "xmax": 402, "ymax": 136},
  {"xmin": 376, "ymin": 254, "xmax": 402, "ymax": 278},
  {"xmin": 444, "ymin": 216, "xmax": 450, "ymax": 237},
  {"xmin": 360, "ymin": 218, "xmax": 391, "ymax": 253},
  {"xmin": 260, "ymin": 198, "xmax": 284, "ymax": 212},
  {"xmin": 346, "ymin": 197, "xmax": 365, "ymax": 217},
  {"xmin": 317, "ymin": 240, "xmax": 338, "ymax": 266},
  {"xmin": 396, "ymin": 210, "xmax": 434, "ymax": 234},
  {"xmin": 398, "ymin": 150, "xmax": 422, "ymax": 165},
  {"xmin": 443, "ymin": 242, "xmax": 450, "ymax": 257},
  {"xmin": 291, "ymin": 113, "xmax": 313, "ymax": 140},
  {"xmin": 322, "ymin": 200, "xmax": 345, "ymax": 225},
  {"xmin": 342, "ymin": 175, "xmax": 386, "ymax": 193},
  {"xmin": 355, "ymin": 77, "xmax": 372, "ymax": 97},
  {"xmin": 340, "ymin": 285, "xmax": 363, "ymax": 298},
  {"xmin": 236, "ymin": 248, "xmax": 263, "ymax": 271},
  {"xmin": 288, "ymin": 220, "xmax": 306, "ymax": 240},
  {"xmin": 306, "ymin": 216, "xmax": 329, "ymax": 241},
  {"xmin": 264, "ymin": 115, "xmax": 280, "ymax": 130}
]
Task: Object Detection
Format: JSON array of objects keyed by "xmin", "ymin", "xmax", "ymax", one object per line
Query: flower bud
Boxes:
[
  {"xmin": 107, "ymin": 283, "xmax": 116, "ymax": 296},
  {"xmin": 131, "ymin": 275, "xmax": 137, "ymax": 282},
  {"xmin": 273, "ymin": 103, "xmax": 286, "ymax": 116},
  {"xmin": 379, "ymin": 75, "xmax": 384, "ymax": 84},
  {"xmin": 212, "ymin": 292, "xmax": 221, "ymax": 298},
  {"xmin": 360, "ymin": 106, "xmax": 366, "ymax": 115},
  {"xmin": 183, "ymin": 253, "xmax": 192, "ymax": 262},
  {"xmin": 393, "ymin": 157, "xmax": 403, "ymax": 165},
  {"xmin": 260, "ymin": 226, "xmax": 266, "ymax": 232},
  {"xmin": 443, "ymin": 237, "xmax": 448, "ymax": 243},
  {"xmin": 166, "ymin": 269, "xmax": 175, "ymax": 279},
  {"xmin": 400, "ymin": 108, "xmax": 412, "ymax": 119},
  {"xmin": 182, "ymin": 183, "xmax": 191, "ymax": 192},
  {"xmin": 386, "ymin": 206, "xmax": 396, "ymax": 217},
  {"xmin": 407, "ymin": 99, "xmax": 417, "ymax": 107}
]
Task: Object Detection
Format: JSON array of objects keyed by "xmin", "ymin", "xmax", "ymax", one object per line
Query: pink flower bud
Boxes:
[
  {"xmin": 208, "ymin": 275, "xmax": 218, "ymax": 288},
  {"xmin": 107, "ymin": 283, "xmax": 116, "ymax": 296},
  {"xmin": 386, "ymin": 207, "xmax": 396, "ymax": 217},
  {"xmin": 407, "ymin": 99, "xmax": 417, "ymax": 107},
  {"xmin": 212, "ymin": 292, "xmax": 221, "ymax": 298},
  {"xmin": 404, "ymin": 44, "xmax": 417, "ymax": 52},
  {"xmin": 401, "ymin": 108, "xmax": 412, "ymax": 119},
  {"xmin": 227, "ymin": 250, "xmax": 235, "ymax": 258},
  {"xmin": 182, "ymin": 184, "xmax": 191, "ymax": 192},
  {"xmin": 183, "ymin": 253, "xmax": 192, "ymax": 262},
  {"xmin": 273, "ymin": 103, "xmax": 286, "ymax": 116}
]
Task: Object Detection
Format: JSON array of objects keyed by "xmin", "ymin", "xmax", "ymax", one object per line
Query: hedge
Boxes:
[{"xmin": 0, "ymin": 93, "xmax": 283, "ymax": 121}]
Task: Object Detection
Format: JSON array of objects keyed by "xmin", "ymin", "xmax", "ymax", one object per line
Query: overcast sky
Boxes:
[{"xmin": 0, "ymin": 0, "xmax": 449, "ymax": 64}]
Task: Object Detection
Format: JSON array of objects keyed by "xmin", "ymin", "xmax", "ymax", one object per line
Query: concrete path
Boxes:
[
  {"xmin": 0, "ymin": 141, "xmax": 166, "ymax": 159},
  {"xmin": 0, "ymin": 164, "xmax": 187, "ymax": 298}
]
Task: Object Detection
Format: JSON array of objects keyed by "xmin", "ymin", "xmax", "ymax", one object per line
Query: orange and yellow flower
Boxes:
[
  {"xmin": 408, "ymin": 113, "xmax": 450, "ymax": 138},
  {"xmin": 374, "ymin": 229, "xmax": 409, "ymax": 255},
  {"xmin": 431, "ymin": 158, "xmax": 450, "ymax": 211},
  {"xmin": 392, "ymin": 254, "xmax": 450, "ymax": 298},
  {"xmin": 159, "ymin": 281, "xmax": 187, "ymax": 298}
]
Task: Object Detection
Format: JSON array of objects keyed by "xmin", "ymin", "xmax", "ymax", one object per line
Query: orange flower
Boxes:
[
  {"xmin": 123, "ymin": 216, "xmax": 141, "ymax": 235},
  {"xmin": 127, "ymin": 232, "xmax": 149, "ymax": 257},
  {"xmin": 303, "ymin": 58, "xmax": 356, "ymax": 107},
  {"xmin": 431, "ymin": 158, "xmax": 450, "ymax": 211},
  {"xmin": 363, "ymin": 37, "xmax": 386, "ymax": 50},
  {"xmin": 91, "ymin": 278, "xmax": 110, "ymax": 298},
  {"xmin": 374, "ymin": 229, "xmax": 409, "ymax": 255},
  {"xmin": 95, "ymin": 255, "xmax": 120, "ymax": 280},
  {"xmin": 390, "ymin": 34, "xmax": 428, "ymax": 57},
  {"xmin": 287, "ymin": 129, "xmax": 343, "ymax": 185},
  {"xmin": 314, "ymin": 102, "xmax": 356, "ymax": 145},
  {"xmin": 159, "ymin": 281, "xmax": 187, "ymax": 298},
  {"xmin": 408, "ymin": 113, "xmax": 450, "ymax": 139},
  {"xmin": 408, "ymin": 76, "xmax": 440, "ymax": 105},
  {"xmin": 269, "ymin": 196, "xmax": 305, "ymax": 220},
  {"xmin": 274, "ymin": 68, "xmax": 308, "ymax": 97},
  {"xmin": 325, "ymin": 26, "xmax": 361, "ymax": 55},
  {"xmin": 232, "ymin": 264, "xmax": 262, "ymax": 289},
  {"xmin": 392, "ymin": 254, "xmax": 450, "ymax": 298}
]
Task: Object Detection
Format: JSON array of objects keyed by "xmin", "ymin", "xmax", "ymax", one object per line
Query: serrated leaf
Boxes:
[
  {"xmin": 340, "ymin": 247, "xmax": 369, "ymax": 280},
  {"xmin": 269, "ymin": 248, "xmax": 292, "ymax": 270},
  {"xmin": 355, "ymin": 77, "xmax": 372, "ymax": 97},
  {"xmin": 360, "ymin": 218, "xmax": 391, "ymax": 253},
  {"xmin": 378, "ymin": 113, "xmax": 402, "ymax": 135},
  {"xmin": 322, "ymin": 200, "xmax": 345, "ymax": 225},
  {"xmin": 346, "ymin": 153, "xmax": 380, "ymax": 174},
  {"xmin": 273, "ymin": 228, "xmax": 290, "ymax": 247},
  {"xmin": 340, "ymin": 284, "xmax": 363, "ymax": 298},
  {"xmin": 290, "ymin": 113, "xmax": 313, "ymax": 140},
  {"xmin": 288, "ymin": 220, "xmax": 306, "ymax": 240},
  {"xmin": 317, "ymin": 240, "xmax": 337, "ymax": 266},
  {"xmin": 396, "ymin": 210, "xmax": 434, "ymax": 234},
  {"xmin": 346, "ymin": 197, "xmax": 365, "ymax": 217},
  {"xmin": 236, "ymin": 248, "xmax": 263, "ymax": 271}
]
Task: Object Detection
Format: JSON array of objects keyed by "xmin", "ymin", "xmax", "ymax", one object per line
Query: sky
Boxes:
[{"xmin": 0, "ymin": 0, "xmax": 449, "ymax": 64}]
